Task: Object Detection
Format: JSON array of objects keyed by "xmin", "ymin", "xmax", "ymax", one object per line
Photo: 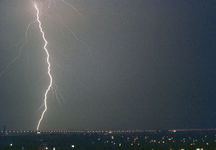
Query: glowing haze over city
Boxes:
[{"xmin": 0, "ymin": 0, "xmax": 216, "ymax": 131}]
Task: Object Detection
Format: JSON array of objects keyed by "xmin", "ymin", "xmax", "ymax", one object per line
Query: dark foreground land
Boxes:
[{"xmin": 1, "ymin": 130, "xmax": 216, "ymax": 150}]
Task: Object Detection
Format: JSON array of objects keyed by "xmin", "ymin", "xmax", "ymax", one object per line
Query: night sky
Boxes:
[{"xmin": 0, "ymin": 0, "xmax": 216, "ymax": 131}]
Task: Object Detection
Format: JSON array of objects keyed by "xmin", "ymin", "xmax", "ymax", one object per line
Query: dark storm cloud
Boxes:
[{"xmin": 0, "ymin": 0, "xmax": 216, "ymax": 130}]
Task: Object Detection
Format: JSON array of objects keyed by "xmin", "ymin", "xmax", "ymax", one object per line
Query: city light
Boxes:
[{"xmin": 0, "ymin": 128, "xmax": 216, "ymax": 149}]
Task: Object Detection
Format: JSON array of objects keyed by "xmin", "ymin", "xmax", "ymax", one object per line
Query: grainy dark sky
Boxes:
[{"xmin": 0, "ymin": 0, "xmax": 216, "ymax": 130}]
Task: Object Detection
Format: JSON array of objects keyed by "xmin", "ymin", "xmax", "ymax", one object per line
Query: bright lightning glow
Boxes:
[
  {"xmin": 0, "ymin": 1, "xmax": 88, "ymax": 131},
  {"xmin": 35, "ymin": 4, "xmax": 53, "ymax": 131}
]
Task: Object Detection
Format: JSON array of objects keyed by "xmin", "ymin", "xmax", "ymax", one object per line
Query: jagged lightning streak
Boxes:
[{"xmin": 35, "ymin": 4, "xmax": 53, "ymax": 131}]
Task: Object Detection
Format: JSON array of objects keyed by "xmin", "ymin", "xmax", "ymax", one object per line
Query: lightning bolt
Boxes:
[
  {"xmin": 35, "ymin": 4, "xmax": 53, "ymax": 131},
  {"xmin": 0, "ymin": 1, "xmax": 90, "ymax": 131}
]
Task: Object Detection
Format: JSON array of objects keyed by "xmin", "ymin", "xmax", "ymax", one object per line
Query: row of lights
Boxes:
[
  {"xmin": 0, "ymin": 130, "xmax": 154, "ymax": 134},
  {"xmin": 1, "ymin": 130, "xmax": 69, "ymax": 133}
]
